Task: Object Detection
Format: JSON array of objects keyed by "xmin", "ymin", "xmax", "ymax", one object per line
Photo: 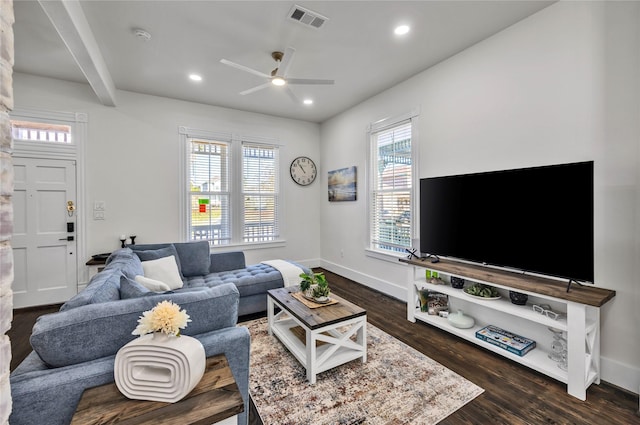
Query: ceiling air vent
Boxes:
[{"xmin": 287, "ymin": 5, "xmax": 328, "ymax": 29}]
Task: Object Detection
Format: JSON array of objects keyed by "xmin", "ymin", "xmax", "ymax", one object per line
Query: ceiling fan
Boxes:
[{"xmin": 220, "ymin": 47, "xmax": 334, "ymax": 102}]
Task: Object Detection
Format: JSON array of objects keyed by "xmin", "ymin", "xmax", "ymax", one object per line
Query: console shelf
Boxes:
[{"xmin": 401, "ymin": 258, "xmax": 615, "ymax": 401}]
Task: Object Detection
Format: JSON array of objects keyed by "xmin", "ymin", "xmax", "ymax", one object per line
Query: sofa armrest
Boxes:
[
  {"xmin": 209, "ymin": 251, "xmax": 246, "ymax": 273},
  {"xmin": 30, "ymin": 284, "xmax": 239, "ymax": 368}
]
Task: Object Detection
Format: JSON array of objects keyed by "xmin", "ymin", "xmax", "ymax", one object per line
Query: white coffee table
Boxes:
[{"xmin": 267, "ymin": 287, "xmax": 367, "ymax": 384}]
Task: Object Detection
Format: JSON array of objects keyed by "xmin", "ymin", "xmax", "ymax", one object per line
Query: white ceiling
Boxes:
[{"xmin": 13, "ymin": 1, "xmax": 554, "ymax": 123}]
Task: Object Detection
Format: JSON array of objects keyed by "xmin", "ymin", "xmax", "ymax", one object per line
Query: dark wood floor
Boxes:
[{"xmin": 9, "ymin": 269, "xmax": 639, "ymax": 424}]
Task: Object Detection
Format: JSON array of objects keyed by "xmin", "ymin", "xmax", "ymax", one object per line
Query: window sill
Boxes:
[
  {"xmin": 365, "ymin": 248, "xmax": 407, "ymax": 264},
  {"xmin": 210, "ymin": 239, "xmax": 286, "ymax": 252}
]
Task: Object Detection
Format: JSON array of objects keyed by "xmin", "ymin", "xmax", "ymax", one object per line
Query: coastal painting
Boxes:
[{"xmin": 328, "ymin": 166, "xmax": 357, "ymax": 202}]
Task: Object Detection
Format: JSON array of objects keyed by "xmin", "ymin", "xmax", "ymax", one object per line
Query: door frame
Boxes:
[{"xmin": 11, "ymin": 107, "xmax": 88, "ymax": 288}]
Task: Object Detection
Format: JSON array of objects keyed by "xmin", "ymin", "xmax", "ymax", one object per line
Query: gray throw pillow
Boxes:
[
  {"xmin": 119, "ymin": 275, "xmax": 151, "ymax": 299},
  {"xmin": 173, "ymin": 241, "xmax": 211, "ymax": 276}
]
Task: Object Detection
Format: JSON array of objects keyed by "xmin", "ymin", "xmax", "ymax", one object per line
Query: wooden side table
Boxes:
[
  {"xmin": 85, "ymin": 257, "xmax": 107, "ymax": 279},
  {"xmin": 71, "ymin": 354, "xmax": 243, "ymax": 425}
]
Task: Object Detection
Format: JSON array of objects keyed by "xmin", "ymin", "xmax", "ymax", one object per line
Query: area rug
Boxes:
[{"xmin": 244, "ymin": 318, "xmax": 484, "ymax": 425}]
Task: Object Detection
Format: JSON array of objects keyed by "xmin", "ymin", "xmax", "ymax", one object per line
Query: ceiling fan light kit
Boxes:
[{"xmin": 220, "ymin": 47, "xmax": 334, "ymax": 103}]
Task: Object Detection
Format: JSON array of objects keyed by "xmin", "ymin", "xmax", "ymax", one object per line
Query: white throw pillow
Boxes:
[
  {"xmin": 140, "ymin": 255, "xmax": 183, "ymax": 290},
  {"xmin": 134, "ymin": 275, "xmax": 172, "ymax": 292}
]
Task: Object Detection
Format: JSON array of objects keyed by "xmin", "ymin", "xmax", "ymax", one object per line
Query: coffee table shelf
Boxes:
[{"xmin": 267, "ymin": 287, "xmax": 367, "ymax": 384}]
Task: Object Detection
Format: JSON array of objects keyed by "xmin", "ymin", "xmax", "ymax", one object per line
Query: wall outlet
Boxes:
[
  {"xmin": 94, "ymin": 201, "xmax": 105, "ymax": 211},
  {"xmin": 340, "ymin": 249, "xmax": 344, "ymax": 258}
]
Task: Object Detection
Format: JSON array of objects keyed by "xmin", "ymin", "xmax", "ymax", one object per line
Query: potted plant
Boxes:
[{"xmin": 299, "ymin": 271, "xmax": 330, "ymax": 302}]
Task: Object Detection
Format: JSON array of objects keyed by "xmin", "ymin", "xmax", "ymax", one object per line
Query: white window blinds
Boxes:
[
  {"xmin": 188, "ymin": 138, "xmax": 231, "ymax": 245},
  {"xmin": 242, "ymin": 142, "xmax": 279, "ymax": 243},
  {"xmin": 370, "ymin": 120, "xmax": 413, "ymax": 254}
]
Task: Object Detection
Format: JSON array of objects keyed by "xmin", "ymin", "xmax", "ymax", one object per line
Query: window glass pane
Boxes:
[
  {"xmin": 243, "ymin": 143, "xmax": 279, "ymax": 243},
  {"xmin": 370, "ymin": 121, "xmax": 412, "ymax": 254},
  {"xmin": 11, "ymin": 120, "xmax": 72, "ymax": 143}
]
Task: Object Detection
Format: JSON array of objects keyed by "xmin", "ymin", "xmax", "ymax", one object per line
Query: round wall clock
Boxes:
[{"xmin": 290, "ymin": 156, "xmax": 317, "ymax": 186}]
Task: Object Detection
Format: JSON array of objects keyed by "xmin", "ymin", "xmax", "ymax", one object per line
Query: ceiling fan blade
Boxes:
[
  {"xmin": 240, "ymin": 82, "xmax": 271, "ymax": 95},
  {"xmin": 285, "ymin": 86, "xmax": 301, "ymax": 104},
  {"xmin": 287, "ymin": 78, "xmax": 334, "ymax": 85},
  {"xmin": 277, "ymin": 47, "xmax": 296, "ymax": 77},
  {"xmin": 220, "ymin": 59, "xmax": 270, "ymax": 79}
]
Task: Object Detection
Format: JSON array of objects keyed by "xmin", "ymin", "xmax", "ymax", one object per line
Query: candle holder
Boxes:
[
  {"xmin": 130, "ymin": 235, "xmax": 137, "ymax": 245},
  {"xmin": 120, "ymin": 238, "xmax": 127, "ymax": 248}
]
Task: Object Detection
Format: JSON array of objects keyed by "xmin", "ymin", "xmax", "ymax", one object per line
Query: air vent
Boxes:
[{"xmin": 287, "ymin": 5, "xmax": 328, "ymax": 29}]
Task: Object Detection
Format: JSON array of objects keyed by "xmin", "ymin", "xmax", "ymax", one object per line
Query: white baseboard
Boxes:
[
  {"xmin": 319, "ymin": 259, "xmax": 407, "ymax": 302},
  {"xmin": 600, "ymin": 356, "xmax": 640, "ymax": 395}
]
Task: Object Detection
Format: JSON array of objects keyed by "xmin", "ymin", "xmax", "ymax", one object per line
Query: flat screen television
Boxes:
[{"xmin": 419, "ymin": 161, "xmax": 594, "ymax": 283}]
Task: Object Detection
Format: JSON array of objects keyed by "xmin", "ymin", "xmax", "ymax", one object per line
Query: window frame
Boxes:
[
  {"xmin": 365, "ymin": 109, "xmax": 419, "ymax": 261},
  {"xmin": 179, "ymin": 126, "xmax": 285, "ymax": 249}
]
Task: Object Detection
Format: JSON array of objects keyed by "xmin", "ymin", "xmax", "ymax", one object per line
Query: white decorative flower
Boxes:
[{"xmin": 132, "ymin": 300, "xmax": 191, "ymax": 337}]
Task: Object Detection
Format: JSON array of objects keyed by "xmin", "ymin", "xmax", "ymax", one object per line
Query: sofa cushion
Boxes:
[
  {"xmin": 184, "ymin": 263, "xmax": 283, "ymax": 297},
  {"xmin": 141, "ymin": 256, "xmax": 183, "ymax": 289},
  {"xmin": 131, "ymin": 245, "xmax": 184, "ymax": 279},
  {"xmin": 105, "ymin": 248, "xmax": 144, "ymax": 279},
  {"xmin": 59, "ymin": 270, "xmax": 121, "ymax": 311},
  {"xmin": 30, "ymin": 285, "xmax": 240, "ymax": 368},
  {"xmin": 173, "ymin": 241, "xmax": 211, "ymax": 276},
  {"xmin": 119, "ymin": 276, "xmax": 151, "ymax": 299}
]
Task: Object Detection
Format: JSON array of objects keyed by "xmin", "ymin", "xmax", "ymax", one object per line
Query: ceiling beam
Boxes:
[{"xmin": 38, "ymin": 0, "xmax": 117, "ymax": 106}]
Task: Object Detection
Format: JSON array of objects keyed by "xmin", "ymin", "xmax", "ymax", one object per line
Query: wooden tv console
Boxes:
[{"xmin": 401, "ymin": 257, "xmax": 616, "ymax": 401}]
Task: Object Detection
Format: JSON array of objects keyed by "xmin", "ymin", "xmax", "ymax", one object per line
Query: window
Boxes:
[
  {"xmin": 369, "ymin": 118, "xmax": 414, "ymax": 255},
  {"xmin": 11, "ymin": 120, "xmax": 72, "ymax": 143},
  {"xmin": 242, "ymin": 143, "xmax": 279, "ymax": 243},
  {"xmin": 188, "ymin": 138, "xmax": 231, "ymax": 245},
  {"xmin": 183, "ymin": 128, "xmax": 280, "ymax": 246}
]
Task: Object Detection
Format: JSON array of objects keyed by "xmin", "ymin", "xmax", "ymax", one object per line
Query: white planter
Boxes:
[{"xmin": 114, "ymin": 333, "xmax": 205, "ymax": 403}]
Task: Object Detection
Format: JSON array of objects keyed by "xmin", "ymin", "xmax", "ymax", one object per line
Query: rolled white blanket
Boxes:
[{"xmin": 261, "ymin": 259, "xmax": 304, "ymax": 287}]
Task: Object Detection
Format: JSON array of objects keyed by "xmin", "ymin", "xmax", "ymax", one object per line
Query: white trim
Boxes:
[
  {"xmin": 366, "ymin": 107, "xmax": 420, "ymax": 133},
  {"xmin": 366, "ymin": 109, "xmax": 419, "ymax": 257},
  {"xmin": 179, "ymin": 125, "xmax": 283, "ymax": 247},
  {"xmin": 320, "ymin": 258, "xmax": 407, "ymax": 302},
  {"xmin": 9, "ymin": 107, "xmax": 89, "ymax": 287}
]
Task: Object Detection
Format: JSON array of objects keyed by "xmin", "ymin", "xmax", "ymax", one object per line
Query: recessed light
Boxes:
[
  {"xmin": 272, "ymin": 77, "xmax": 286, "ymax": 86},
  {"xmin": 303, "ymin": 99, "xmax": 313, "ymax": 105},
  {"xmin": 394, "ymin": 25, "xmax": 410, "ymax": 36},
  {"xmin": 189, "ymin": 74, "xmax": 202, "ymax": 82}
]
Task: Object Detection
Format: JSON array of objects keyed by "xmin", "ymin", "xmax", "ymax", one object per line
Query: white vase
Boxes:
[{"xmin": 114, "ymin": 332, "xmax": 206, "ymax": 403}]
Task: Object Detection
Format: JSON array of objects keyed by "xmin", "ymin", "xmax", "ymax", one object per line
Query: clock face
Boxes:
[{"xmin": 290, "ymin": 156, "xmax": 317, "ymax": 186}]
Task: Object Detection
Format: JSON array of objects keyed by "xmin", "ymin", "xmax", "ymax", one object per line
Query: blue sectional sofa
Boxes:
[{"xmin": 10, "ymin": 242, "xmax": 304, "ymax": 425}]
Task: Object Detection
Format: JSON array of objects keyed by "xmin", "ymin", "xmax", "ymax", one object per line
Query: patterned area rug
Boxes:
[{"xmin": 244, "ymin": 318, "xmax": 484, "ymax": 425}]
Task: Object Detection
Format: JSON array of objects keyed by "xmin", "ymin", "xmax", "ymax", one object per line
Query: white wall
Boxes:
[
  {"xmin": 13, "ymin": 73, "xmax": 323, "ymax": 278},
  {"xmin": 320, "ymin": 1, "xmax": 640, "ymax": 393}
]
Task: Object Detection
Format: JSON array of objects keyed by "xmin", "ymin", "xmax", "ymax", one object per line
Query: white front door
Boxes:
[{"xmin": 12, "ymin": 157, "xmax": 78, "ymax": 308}]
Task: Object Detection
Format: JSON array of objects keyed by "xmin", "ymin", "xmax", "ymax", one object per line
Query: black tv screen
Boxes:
[{"xmin": 419, "ymin": 161, "xmax": 594, "ymax": 283}]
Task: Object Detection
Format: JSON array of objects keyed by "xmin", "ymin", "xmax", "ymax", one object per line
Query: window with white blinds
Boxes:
[
  {"xmin": 185, "ymin": 132, "xmax": 280, "ymax": 246},
  {"xmin": 369, "ymin": 120, "xmax": 413, "ymax": 254},
  {"xmin": 188, "ymin": 138, "xmax": 231, "ymax": 245},
  {"xmin": 242, "ymin": 143, "xmax": 279, "ymax": 243}
]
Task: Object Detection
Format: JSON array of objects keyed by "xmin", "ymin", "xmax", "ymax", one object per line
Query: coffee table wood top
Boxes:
[
  {"xmin": 71, "ymin": 355, "xmax": 243, "ymax": 425},
  {"xmin": 268, "ymin": 287, "xmax": 366, "ymax": 330}
]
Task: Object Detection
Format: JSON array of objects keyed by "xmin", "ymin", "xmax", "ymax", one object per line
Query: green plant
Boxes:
[{"xmin": 299, "ymin": 272, "xmax": 330, "ymax": 298}]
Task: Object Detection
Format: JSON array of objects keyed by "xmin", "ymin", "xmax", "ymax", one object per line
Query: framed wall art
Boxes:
[{"xmin": 328, "ymin": 166, "xmax": 357, "ymax": 202}]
